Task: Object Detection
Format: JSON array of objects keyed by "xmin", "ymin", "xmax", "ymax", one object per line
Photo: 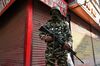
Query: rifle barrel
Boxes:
[{"xmin": 74, "ymin": 55, "xmax": 84, "ymax": 64}]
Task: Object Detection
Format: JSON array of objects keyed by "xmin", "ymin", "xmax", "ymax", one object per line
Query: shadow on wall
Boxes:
[{"xmin": 74, "ymin": 34, "xmax": 100, "ymax": 66}]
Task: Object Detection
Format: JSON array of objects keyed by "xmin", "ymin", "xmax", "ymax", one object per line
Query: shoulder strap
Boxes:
[{"xmin": 66, "ymin": 10, "xmax": 71, "ymax": 31}]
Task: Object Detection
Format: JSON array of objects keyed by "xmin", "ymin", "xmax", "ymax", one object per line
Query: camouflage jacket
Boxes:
[{"xmin": 39, "ymin": 19, "xmax": 73, "ymax": 48}]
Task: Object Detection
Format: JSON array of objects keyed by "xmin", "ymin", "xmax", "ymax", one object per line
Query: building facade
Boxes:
[{"xmin": 0, "ymin": 0, "xmax": 100, "ymax": 66}]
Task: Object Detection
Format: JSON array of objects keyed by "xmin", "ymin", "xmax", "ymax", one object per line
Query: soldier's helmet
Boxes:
[{"xmin": 50, "ymin": 7, "xmax": 61, "ymax": 16}]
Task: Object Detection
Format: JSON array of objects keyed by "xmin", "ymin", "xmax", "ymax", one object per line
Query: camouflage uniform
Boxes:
[{"xmin": 39, "ymin": 19, "xmax": 73, "ymax": 66}]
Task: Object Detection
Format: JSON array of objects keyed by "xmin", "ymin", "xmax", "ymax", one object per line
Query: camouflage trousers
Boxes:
[{"xmin": 45, "ymin": 46, "xmax": 68, "ymax": 66}]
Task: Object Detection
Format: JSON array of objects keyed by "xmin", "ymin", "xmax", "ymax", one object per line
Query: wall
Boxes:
[
  {"xmin": 91, "ymin": 28, "xmax": 100, "ymax": 66},
  {"xmin": 0, "ymin": 1, "xmax": 27, "ymax": 66},
  {"xmin": 71, "ymin": 12, "xmax": 100, "ymax": 66}
]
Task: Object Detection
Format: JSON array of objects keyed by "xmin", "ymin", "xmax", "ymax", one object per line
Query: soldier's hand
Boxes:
[
  {"xmin": 40, "ymin": 35, "xmax": 46, "ymax": 40},
  {"xmin": 45, "ymin": 35, "xmax": 53, "ymax": 42},
  {"xmin": 63, "ymin": 42, "xmax": 71, "ymax": 50}
]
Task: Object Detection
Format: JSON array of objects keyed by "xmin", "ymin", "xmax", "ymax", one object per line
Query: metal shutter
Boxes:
[
  {"xmin": 32, "ymin": 1, "xmax": 50, "ymax": 66},
  {"xmin": 0, "ymin": 1, "xmax": 26, "ymax": 66}
]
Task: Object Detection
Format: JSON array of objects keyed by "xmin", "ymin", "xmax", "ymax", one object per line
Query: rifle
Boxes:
[{"xmin": 39, "ymin": 26, "xmax": 84, "ymax": 64}]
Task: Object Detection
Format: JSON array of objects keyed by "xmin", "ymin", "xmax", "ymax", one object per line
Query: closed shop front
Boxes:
[
  {"xmin": 33, "ymin": 0, "xmax": 100, "ymax": 66},
  {"xmin": 0, "ymin": 0, "xmax": 100, "ymax": 66},
  {"xmin": 0, "ymin": 0, "xmax": 27, "ymax": 66}
]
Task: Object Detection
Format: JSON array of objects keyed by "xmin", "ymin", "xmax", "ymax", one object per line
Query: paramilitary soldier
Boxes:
[{"xmin": 39, "ymin": 7, "xmax": 73, "ymax": 66}]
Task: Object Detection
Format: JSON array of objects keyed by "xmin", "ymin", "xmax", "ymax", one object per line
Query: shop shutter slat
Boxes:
[{"xmin": 32, "ymin": 1, "xmax": 50, "ymax": 66}]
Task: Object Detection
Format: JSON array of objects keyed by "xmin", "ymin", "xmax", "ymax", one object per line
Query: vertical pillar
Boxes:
[{"xmin": 24, "ymin": 0, "xmax": 32, "ymax": 66}]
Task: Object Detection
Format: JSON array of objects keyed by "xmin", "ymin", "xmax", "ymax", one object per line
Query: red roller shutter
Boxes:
[
  {"xmin": 32, "ymin": 1, "xmax": 50, "ymax": 66},
  {"xmin": 0, "ymin": 2, "xmax": 26, "ymax": 66}
]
